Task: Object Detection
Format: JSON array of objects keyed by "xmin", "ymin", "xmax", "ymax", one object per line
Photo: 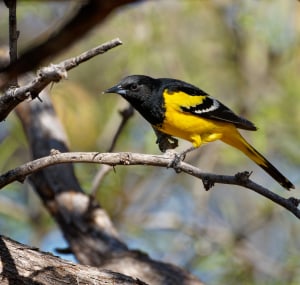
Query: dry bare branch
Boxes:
[
  {"xmin": 0, "ymin": 38, "xmax": 122, "ymax": 121},
  {"xmin": 0, "ymin": 150, "xmax": 299, "ymax": 219}
]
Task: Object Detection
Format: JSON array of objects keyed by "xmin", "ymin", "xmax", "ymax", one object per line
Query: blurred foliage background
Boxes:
[{"xmin": 0, "ymin": 0, "xmax": 300, "ymax": 284}]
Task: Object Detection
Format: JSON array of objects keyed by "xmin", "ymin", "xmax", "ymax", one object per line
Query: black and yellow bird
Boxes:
[{"xmin": 105, "ymin": 75, "xmax": 294, "ymax": 190}]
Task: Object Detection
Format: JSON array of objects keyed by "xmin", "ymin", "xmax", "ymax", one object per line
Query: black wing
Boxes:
[
  {"xmin": 182, "ymin": 96, "xmax": 257, "ymax": 131},
  {"xmin": 161, "ymin": 78, "xmax": 257, "ymax": 131}
]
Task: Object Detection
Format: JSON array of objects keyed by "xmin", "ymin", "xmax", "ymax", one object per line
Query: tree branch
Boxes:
[
  {"xmin": 0, "ymin": 38, "xmax": 122, "ymax": 121},
  {"xmin": 0, "ymin": 235, "xmax": 147, "ymax": 285},
  {"xmin": 0, "ymin": 150, "xmax": 299, "ymax": 218}
]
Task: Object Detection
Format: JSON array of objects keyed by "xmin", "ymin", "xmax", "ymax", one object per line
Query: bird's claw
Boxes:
[{"xmin": 165, "ymin": 150, "xmax": 186, "ymax": 173}]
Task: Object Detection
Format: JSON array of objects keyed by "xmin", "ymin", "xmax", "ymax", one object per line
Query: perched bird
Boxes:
[{"xmin": 104, "ymin": 75, "xmax": 294, "ymax": 190}]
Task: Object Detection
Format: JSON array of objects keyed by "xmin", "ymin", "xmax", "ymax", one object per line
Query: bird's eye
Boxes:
[{"xmin": 130, "ymin": 83, "xmax": 138, "ymax": 91}]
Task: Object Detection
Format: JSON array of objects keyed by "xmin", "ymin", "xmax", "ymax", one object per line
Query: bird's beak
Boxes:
[{"xmin": 103, "ymin": 84, "xmax": 126, "ymax": 95}]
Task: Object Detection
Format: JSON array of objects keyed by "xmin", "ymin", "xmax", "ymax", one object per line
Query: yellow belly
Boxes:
[
  {"xmin": 156, "ymin": 111, "xmax": 225, "ymax": 147},
  {"xmin": 156, "ymin": 90, "xmax": 230, "ymax": 147}
]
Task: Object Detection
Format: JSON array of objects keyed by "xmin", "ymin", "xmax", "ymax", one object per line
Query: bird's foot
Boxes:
[
  {"xmin": 167, "ymin": 150, "xmax": 185, "ymax": 173},
  {"xmin": 165, "ymin": 147, "xmax": 196, "ymax": 173},
  {"xmin": 164, "ymin": 150, "xmax": 184, "ymax": 173},
  {"xmin": 165, "ymin": 147, "xmax": 195, "ymax": 173}
]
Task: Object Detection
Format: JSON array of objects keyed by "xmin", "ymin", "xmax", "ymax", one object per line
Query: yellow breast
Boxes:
[{"xmin": 156, "ymin": 90, "xmax": 226, "ymax": 147}]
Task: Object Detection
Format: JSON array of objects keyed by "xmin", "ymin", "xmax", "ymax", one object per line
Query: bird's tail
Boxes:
[{"xmin": 221, "ymin": 129, "xmax": 294, "ymax": 190}]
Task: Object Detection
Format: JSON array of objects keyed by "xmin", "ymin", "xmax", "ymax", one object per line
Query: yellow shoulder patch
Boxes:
[{"xmin": 163, "ymin": 89, "xmax": 206, "ymax": 111}]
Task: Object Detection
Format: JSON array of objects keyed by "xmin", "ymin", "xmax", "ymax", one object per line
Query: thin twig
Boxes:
[
  {"xmin": 91, "ymin": 164, "xmax": 114, "ymax": 196},
  {"xmin": 0, "ymin": 151, "xmax": 299, "ymax": 219},
  {"xmin": 108, "ymin": 105, "xmax": 134, "ymax": 153},
  {"xmin": 91, "ymin": 105, "xmax": 134, "ymax": 195},
  {"xmin": 0, "ymin": 38, "xmax": 123, "ymax": 121}
]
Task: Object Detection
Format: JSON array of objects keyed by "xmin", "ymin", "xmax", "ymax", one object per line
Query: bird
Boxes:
[{"xmin": 104, "ymin": 75, "xmax": 295, "ymax": 190}]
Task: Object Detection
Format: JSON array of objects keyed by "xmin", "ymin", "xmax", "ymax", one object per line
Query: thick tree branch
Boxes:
[
  {"xmin": 0, "ymin": 38, "xmax": 122, "ymax": 121},
  {"xmin": 0, "ymin": 150, "xmax": 299, "ymax": 218},
  {"xmin": 0, "ymin": 235, "xmax": 147, "ymax": 285}
]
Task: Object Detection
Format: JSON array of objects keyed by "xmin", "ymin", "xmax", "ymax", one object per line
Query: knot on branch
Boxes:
[
  {"xmin": 202, "ymin": 176, "xmax": 215, "ymax": 191},
  {"xmin": 38, "ymin": 64, "xmax": 68, "ymax": 83},
  {"xmin": 287, "ymin": 197, "xmax": 300, "ymax": 207},
  {"xmin": 235, "ymin": 171, "xmax": 252, "ymax": 184},
  {"xmin": 50, "ymin": 149, "xmax": 61, "ymax": 155},
  {"xmin": 119, "ymin": 152, "xmax": 132, "ymax": 165}
]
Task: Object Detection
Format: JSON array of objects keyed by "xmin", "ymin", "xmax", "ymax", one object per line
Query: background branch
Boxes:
[
  {"xmin": 5, "ymin": 0, "xmax": 18, "ymax": 87},
  {"xmin": 91, "ymin": 104, "xmax": 134, "ymax": 195},
  {"xmin": 0, "ymin": 38, "xmax": 122, "ymax": 121}
]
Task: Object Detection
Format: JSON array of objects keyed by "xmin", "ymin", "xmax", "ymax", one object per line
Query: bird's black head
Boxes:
[
  {"xmin": 104, "ymin": 75, "xmax": 158, "ymax": 103},
  {"xmin": 104, "ymin": 75, "xmax": 165, "ymax": 125}
]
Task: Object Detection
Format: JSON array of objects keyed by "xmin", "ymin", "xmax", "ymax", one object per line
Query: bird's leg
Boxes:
[{"xmin": 179, "ymin": 146, "xmax": 197, "ymax": 160}]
